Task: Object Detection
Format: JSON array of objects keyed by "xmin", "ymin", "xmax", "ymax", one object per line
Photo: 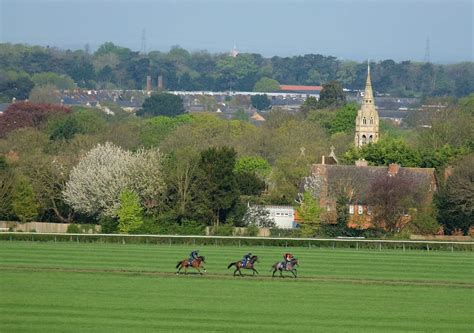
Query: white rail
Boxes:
[{"xmin": 1, "ymin": 232, "xmax": 472, "ymax": 246}]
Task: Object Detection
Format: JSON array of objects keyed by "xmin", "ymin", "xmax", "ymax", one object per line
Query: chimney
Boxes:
[
  {"xmin": 355, "ymin": 159, "xmax": 368, "ymax": 167},
  {"xmin": 146, "ymin": 75, "xmax": 152, "ymax": 92},
  {"xmin": 388, "ymin": 163, "xmax": 400, "ymax": 176},
  {"xmin": 158, "ymin": 75, "xmax": 163, "ymax": 91}
]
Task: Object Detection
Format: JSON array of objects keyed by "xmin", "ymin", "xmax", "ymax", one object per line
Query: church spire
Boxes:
[{"xmin": 363, "ymin": 62, "xmax": 374, "ymax": 106}]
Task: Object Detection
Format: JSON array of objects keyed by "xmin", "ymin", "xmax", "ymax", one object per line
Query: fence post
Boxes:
[
  {"xmin": 403, "ymin": 243, "xmax": 405, "ymax": 252},
  {"xmin": 356, "ymin": 242, "xmax": 359, "ymax": 250},
  {"xmin": 379, "ymin": 242, "xmax": 382, "ymax": 251},
  {"xmin": 451, "ymin": 244, "xmax": 454, "ymax": 252}
]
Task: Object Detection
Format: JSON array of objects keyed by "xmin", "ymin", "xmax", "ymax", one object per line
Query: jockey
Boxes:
[
  {"xmin": 282, "ymin": 253, "xmax": 294, "ymax": 269},
  {"xmin": 189, "ymin": 250, "xmax": 199, "ymax": 264},
  {"xmin": 242, "ymin": 253, "xmax": 252, "ymax": 267}
]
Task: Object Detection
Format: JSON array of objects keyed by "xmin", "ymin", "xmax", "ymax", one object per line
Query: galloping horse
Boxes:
[
  {"xmin": 176, "ymin": 256, "xmax": 206, "ymax": 275},
  {"xmin": 271, "ymin": 258, "xmax": 298, "ymax": 278},
  {"xmin": 227, "ymin": 255, "xmax": 259, "ymax": 276}
]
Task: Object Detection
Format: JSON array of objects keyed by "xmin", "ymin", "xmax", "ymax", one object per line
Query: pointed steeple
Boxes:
[{"xmin": 363, "ymin": 61, "xmax": 374, "ymax": 106}]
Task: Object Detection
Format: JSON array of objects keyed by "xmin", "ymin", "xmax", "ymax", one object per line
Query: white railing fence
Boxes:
[{"xmin": 1, "ymin": 232, "xmax": 472, "ymax": 252}]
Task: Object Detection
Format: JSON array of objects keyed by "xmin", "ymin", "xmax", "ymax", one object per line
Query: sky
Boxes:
[{"xmin": 0, "ymin": 0, "xmax": 472, "ymax": 63}]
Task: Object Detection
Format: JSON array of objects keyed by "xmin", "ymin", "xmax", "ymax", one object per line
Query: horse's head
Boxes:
[
  {"xmin": 250, "ymin": 255, "xmax": 258, "ymax": 263},
  {"xmin": 198, "ymin": 255, "xmax": 205, "ymax": 263},
  {"xmin": 291, "ymin": 258, "xmax": 298, "ymax": 266}
]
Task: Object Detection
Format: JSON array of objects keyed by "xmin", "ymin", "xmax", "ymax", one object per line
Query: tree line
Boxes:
[
  {"xmin": 1, "ymin": 43, "xmax": 473, "ymax": 104},
  {"xmin": 0, "ymin": 89, "xmax": 472, "ymax": 235}
]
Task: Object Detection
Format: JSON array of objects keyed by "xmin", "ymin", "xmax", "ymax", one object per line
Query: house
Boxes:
[{"xmin": 310, "ymin": 157, "xmax": 437, "ymax": 229}]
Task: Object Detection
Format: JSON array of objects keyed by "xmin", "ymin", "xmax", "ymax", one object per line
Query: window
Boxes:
[
  {"xmin": 362, "ymin": 135, "xmax": 367, "ymax": 145},
  {"xmin": 358, "ymin": 205, "xmax": 363, "ymax": 215},
  {"xmin": 370, "ymin": 117, "xmax": 374, "ymax": 124},
  {"xmin": 363, "ymin": 117, "xmax": 367, "ymax": 124},
  {"xmin": 349, "ymin": 205, "xmax": 354, "ymax": 214}
]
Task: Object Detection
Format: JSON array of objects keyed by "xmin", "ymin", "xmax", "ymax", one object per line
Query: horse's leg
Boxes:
[
  {"xmin": 252, "ymin": 267, "xmax": 258, "ymax": 276},
  {"xmin": 291, "ymin": 269, "xmax": 297, "ymax": 278},
  {"xmin": 176, "ymin": 263, "xmax": 181, "ymax": 275}
]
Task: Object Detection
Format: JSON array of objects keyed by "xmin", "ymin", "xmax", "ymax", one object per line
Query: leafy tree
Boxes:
[
  {"xmin": 12, "ymin": 176, "xmax": 39, "ymax": 222},
  {"xmin": 329, "ymin": 103, "xmax": 358, "ymax": 134},
  {"xmin": 28, "ymin": 84, "xmax": 61, "ymax": 104},
  {"xmin": 368, "ymin": 173, "xmax": 421, "ymax": 233},
  {"xmin": 31, "ymin": 72, "xmax": 76, "ymax": 89},
  {"xmin": 436, "ymin": 154, "xmax": 474, "ymax": 235},
  {"xmin": 48, "ymin": 116, "xmax": 83, "ymax": 141},
  {"xmin": 344, "ymin": 138, "xmax": 422, "ymax": 167},
  {"xmin": 140, "ymin": 114, "xmax": 193, "ymax": 147},
  {"xmin": 194, "ymin": 146, "xmax": 239, "ymax": 226},
  {"xmin": 137, "ymin": 93, "xmax": 185, "ymax": 117},
  {"xmin": 0, "ymin": 102, "xmax": 71, "ymax": 138},
  {"xmin": 117, "ymin": 189, "xmax": 144, "ymax": 234},
  {"xmin": 251, "ymin": 94, "xmax": 271, "ymax": 110},
  {"xmin": 63, "ymin": 143, "xmax": 164, "ymax": 217},
  {"xmin": 300, "ymin": 96, "xmax": 319, "ymax": 115},
  {"xmin": 242, "ymin": 205, "xmax": 275, "ymax": 228},
  {"xmin": 317, "ymin": 80, "xmax": 346, "ymax": 108},
  {"xmin": 0, "ymin": 76, "xmax": 35, "ymax": 101},
  {"xmin": 296, "ymin": 191, "xmax": 323, "ymax": 236},
  {"xmin": 253, "ymin": 77, "xmax": 280, "ymax": 92},
  {"xmin": 0, "ymin": 157, "xmax": 13, "ymax": 219},
  {"xmin": 234, "ymin": 156, "xmax": 271, "ymax": 177},
  {"xmin": 236, "ymin": 172, "xmax": 266, "ymax": 196}
]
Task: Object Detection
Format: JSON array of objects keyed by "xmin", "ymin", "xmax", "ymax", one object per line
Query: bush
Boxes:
[
  {"xmin": 99, "ymin": 217, "xmax": 119, "ymax": 234},
  {"xmin": 67, "ymin": 224, "xmax": 81, "ymax": 233},
  {"xmin": 213, "ymin": 224, "xmax": 234, "ymax": 236}
]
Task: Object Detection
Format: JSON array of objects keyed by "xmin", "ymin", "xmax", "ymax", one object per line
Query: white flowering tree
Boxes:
[
  {"xmin": 63, "ymin": 142, "xmax": 164, "ymax": 218},
  {"xmin": 242, "ymin": 205, "xmax": 275, "ymax": 228}
]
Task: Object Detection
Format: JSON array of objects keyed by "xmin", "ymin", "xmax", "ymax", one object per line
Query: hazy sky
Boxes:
[{"xmin": 1, "ymin": 0, "xmax": 472, "ymax": 63}]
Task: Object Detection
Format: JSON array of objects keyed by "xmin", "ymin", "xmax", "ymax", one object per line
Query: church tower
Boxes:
[{"xmin": 354, "ymin": 64, "xmax": 379, "ymax": 147}]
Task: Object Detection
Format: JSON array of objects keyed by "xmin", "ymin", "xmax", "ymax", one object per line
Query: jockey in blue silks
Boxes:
[
  {"xmin": 189, "ymin": 250, "xmax": 199, "ymax": 265},
  {"xmin": 242, "ymin": 252, "xmax": 252, "ymax": 267}
]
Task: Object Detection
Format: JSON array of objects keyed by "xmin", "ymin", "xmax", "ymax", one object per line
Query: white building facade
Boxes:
[{"xmin": 265, "ymin": 205, "xmax": 296, "ymax": 229}]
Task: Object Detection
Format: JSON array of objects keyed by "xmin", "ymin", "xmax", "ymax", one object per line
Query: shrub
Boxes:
[{"xmin": 67, "ymin": 224, "xmax": 81, "ymax": 233}]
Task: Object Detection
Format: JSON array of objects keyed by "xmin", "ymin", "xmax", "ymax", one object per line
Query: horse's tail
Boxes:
[
  {"xmin": 176, "ymin": 261, "xmax": 182, "ymax": 269},
  {"xmin": 227, "ymin": 262, "xmax": 237, "ymax": 269},
  {"xmin": 270, "ymin": 263, "xmax": 277, "ymax": 272}
]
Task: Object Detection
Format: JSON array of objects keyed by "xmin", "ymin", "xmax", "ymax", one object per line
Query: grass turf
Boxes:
[{"xmin": 1, "ymin": 241, "xmax": 473, "ymax": 332}]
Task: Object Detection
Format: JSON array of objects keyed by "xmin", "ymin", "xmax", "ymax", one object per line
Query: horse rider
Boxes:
[
  {"xmin": 242, "ymin": 252, "xmax": 252, "ymax": 267},
  {"xmin": 282, "ymin": 252, "xmax": 294, "ymax": 269},
  {"xmin": 189, "ymin": 250, "xmax": 199, "ymax": 265}
]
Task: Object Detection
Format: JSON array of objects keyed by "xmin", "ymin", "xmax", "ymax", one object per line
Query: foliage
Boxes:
[
  {"xmin": 31, "ymin": 72, "xmax": 76, "ymax": 90},
  {"xmin": 344, "ymin": 138, "xmax": 422, "ymax": 167},
  {"xmin": 231, "ymin": 108, "xmax": 249, "ymax": 122},
  {"xmin": 48, "ymin": 116, "xmax": 84, "ymax": 141},
  {"xmin": 63, "ymin": 142, "xmax": 164, "ymax": 217},
  {"xmin": 321, "ymin": 195, "xmax": 359, "ymax": 237},
  {"xmin": 317, "ymin": 80, "xmax": 346, "ymax": 109},
  {"xmin": 300, "ymin": 96, "xmax": 319, "ymax": 115},
  {"xmin": 242, "ymin": 205, "xmax": 275, "ymax": 228},
  {"xmin": 368, "ymin": 173, "xmax": 422, "ymax": 233},
  {"xmin": 296, "ymin": 191, "xmax": 323, "ymax": 236},
  {"xmin": 250, "ymin": 94, "xmax": 271, "ymax": 110},
  {"xmin": 0, "ymin": 102, "xmax": 71, "ymax": 138},
  {"xmin": 410, "ymin": 206, "xmax": 441, "ymax": 235},
  {"xmin": 28, "ymin": 84, "xmax": 61, "ymax": 104},
  {"xmin": 11, "ymin": 176, "xmax": 39, "ymax": 222},
  {"xmin": 253, "ymin": 77, "xmax": 280, "ymax": 92},
  {"xmin": 236, "ymin": 172, "xmax": 266, "ymax": 196},
  {"xmin": 137, "ymin": 93, "xmax": 185, "ymax": 117},
  {"xmin": 140, "ymin": 114, "xmax": 193, "ymax": 147},
  {"xmin": 99, "ymin": 216, "xmax": 119, "ymax": 234},
  {"xmin": 0, "ymin": 159, "xmax": 13, "ymax": 219},
  {"xmin": 436, "ymin": 154, "xmax": 474, "ymax": 235},
  {"xmin": 194, "ymin": 146, "xmax": 239, "ymax": 226},
  {"xmin": 329, "ymin": 103, "xmax": 358, "ymax": 134},
  {"xmin": 234, "ymin": 156, "xmax": 271, "ymax": 176},
  {"xmin": 117, "ymin": 189, "xmax": 144, "ymax": 234}
]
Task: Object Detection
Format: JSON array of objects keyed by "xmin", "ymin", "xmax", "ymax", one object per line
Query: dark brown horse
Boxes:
[
  {"xmin": 176, "ymin": 256, "xmax": 206, "ymax": 275},
  {"xmin": 271, "ymin": 258, "xmax": 298, "ymax": 278},
  {"xmin": 227, "ymin": 255, "xmax": 259, "ymax": 276}
]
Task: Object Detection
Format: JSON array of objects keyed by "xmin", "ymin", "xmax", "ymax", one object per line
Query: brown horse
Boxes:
[
  {"xmin": 271, "ymin": 258, "xmax": 298, "ymax": 278},
  {"xmin": 176, "ymin": 256, "xmax": 206, "ymax": 275},
  {"xmin": 227, "ymin": 255, "xmax": 259, "ymax": 276}
]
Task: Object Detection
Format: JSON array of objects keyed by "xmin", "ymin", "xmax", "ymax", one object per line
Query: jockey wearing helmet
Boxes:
[
  {"xmin": 242, "ymin": 252, "xmax": 252, "ymax": 267},
  {"xmin": 282, "ymin": 253, "xmax": 294, "ymax": 269},
  {"xmin": 189, "ymin": 250, "xmax": 199, "ymax": 264}
]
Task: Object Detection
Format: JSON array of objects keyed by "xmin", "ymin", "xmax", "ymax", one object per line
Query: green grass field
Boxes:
[{"xmin": 1, "ymin": 241, "xmax": 473, "ymax": 332}]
